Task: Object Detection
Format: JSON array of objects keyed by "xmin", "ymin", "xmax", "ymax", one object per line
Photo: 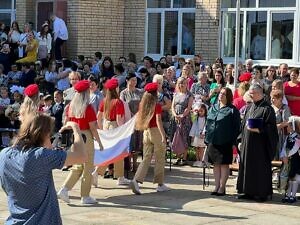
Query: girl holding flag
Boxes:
[
  {"xmin": 57, "ymin": 80, "xmax": 103, "ymax": 205},
  {"xmin": 130, "ymin": 82, "xmax": 170, "ymax": 195},
  {"xmin": 93, "ymin": 78, "xmax": 131, "ymax": 186}
]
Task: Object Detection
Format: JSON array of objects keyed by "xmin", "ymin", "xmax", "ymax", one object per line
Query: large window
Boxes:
[
  {"xmin": 0, "ymin": 0, "xmax": 16, "ymax": 26},
  {"xmin": 221, "ymin": 0, "xmax": 299, "ymax": 65},
  {"xmin": 146, "ymin": 0, "xmax": 195, "ymax": 59}
]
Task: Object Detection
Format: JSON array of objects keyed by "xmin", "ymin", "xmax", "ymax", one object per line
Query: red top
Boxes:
[
  {"xmin": 149, "ymin": 104, "xmax": 162, "ymax": 128},
  {"xmin": 99, "ymin": 99, "xmax": 125, "ymax": 121},
  {"xmin": 284, "ymin": 81, "xmax": 300, "ymax": 116},
  {"xmin": 233, "ymin": 96, "xmax": 246, "ymax": 110},
  {"xmin": 233, "ymin": 89, "xmax": 240, "ymax": 100},
  {"xmin": 66, "ymin": 104, "xmax": 97, "ymax": 130}
]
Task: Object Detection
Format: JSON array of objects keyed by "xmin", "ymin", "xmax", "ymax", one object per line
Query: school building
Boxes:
[{"xmin": 1, "ymin": 0, "xmax": 299, "ymax": 66}]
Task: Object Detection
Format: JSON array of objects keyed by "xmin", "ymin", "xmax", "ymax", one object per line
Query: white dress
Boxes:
[{"xmin": 189, "ymin": 116, "xmax": 206, "ymax": 147}]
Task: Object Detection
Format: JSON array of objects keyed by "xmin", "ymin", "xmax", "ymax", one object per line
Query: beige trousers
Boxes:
[
  {"xmin": 134, "ymin": 127, "xmax": 166, "ymax": 184},
  {"xmin": 97, "ymin": 120, "xmax": 124, "ymax": 179},
  {"xmin": 63, "ymin": 130, "xmax": 94, "ymax": 197}
]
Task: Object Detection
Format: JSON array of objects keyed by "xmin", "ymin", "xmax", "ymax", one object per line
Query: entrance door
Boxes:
[{"xmin": 37, "ymin": 1, "xmax": 53, "ymax": 29}]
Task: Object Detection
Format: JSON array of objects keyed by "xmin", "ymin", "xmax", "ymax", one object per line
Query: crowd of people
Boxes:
[{"xmin": 0, "ymin": 17, "xmax": 300, "ymax": 224}]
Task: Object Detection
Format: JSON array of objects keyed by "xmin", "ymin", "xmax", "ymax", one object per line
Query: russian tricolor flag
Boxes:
[{"xmin": 93, "ymin": 116, "xmax": 136, "ymax": 166}]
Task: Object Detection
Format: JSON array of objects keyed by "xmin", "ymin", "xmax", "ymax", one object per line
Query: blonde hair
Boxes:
[
  {"xmin": 153, "ymin": 74, "xmax": 163, "ymax": 83},
  {"xmin": 238, "ymin": 82, "xmax": 250, "ymax": 97},
  {"xmin": 19, "ymin": 94, "xmax": 39, "ymax": 122},
  {"xmin": 135, "ymin": 91, "xmax": 157, "ymax": 130},
  {"xmin": 69, "ymin": 90, "xmax": 90, "ymax": 118},
  {"xmin": 175, "ymin": 77, "xmax": 187, "ymax": 93},
  {"xmin": 69, "ymin": 71, "xmax": 81, "ymax": 80}
]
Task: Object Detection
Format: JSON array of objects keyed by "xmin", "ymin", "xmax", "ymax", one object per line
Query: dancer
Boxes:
[{"xmin": 130, "ymin": 82, "xmax": 170, "ymax": 195}]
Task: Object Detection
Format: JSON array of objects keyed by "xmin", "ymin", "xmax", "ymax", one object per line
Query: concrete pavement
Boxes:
[{"xmin": 1, "ymin": 164, "xmax": 299, "ymax": 225}]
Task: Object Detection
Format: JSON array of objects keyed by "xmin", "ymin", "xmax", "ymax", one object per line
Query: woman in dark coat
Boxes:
[{"xmin": 205, "ymin": 87, "xmax": 240, "ymax": 196}]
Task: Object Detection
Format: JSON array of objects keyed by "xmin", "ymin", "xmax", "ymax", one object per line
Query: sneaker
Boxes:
[
  {"xmin": 81, "ymin": 196, "xmax": 98, "ymax": 205},
  {"xmin": 57, "ymin": 187, "xmax": 70, "ymax": 203},
  {"xmin": 117, "ymin": 176, "xmax": 131, "ymax": 185},
  {"xmin": 156, "ymin": 184, "xmax": 171, "ymax": 192},
  {"xmin": 92, "ymin": 171, "xmax": 98, "ymax": 187},
  {"xmin": 130, "ymin": 179, "xmax": 141, "ymax": 195}
]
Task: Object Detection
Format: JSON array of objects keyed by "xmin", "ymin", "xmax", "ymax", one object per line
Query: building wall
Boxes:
[
  {"xmin": 16, "ymin": 0, "xmax": 36, "ymax": 30},
  {"xmin": 16, "ymin": 0, "xmax": 220, "ymax": 64},
  {"xmin": 124, "ymin": 0, "xmax": 146, "ymax": 63},
  {"xmin": 67, "ymin": 0, "xmax": 125, "ymax": 62},
  {"xmin": 195, "ymin": 0, "xmax": 220, "ymax": 63}
]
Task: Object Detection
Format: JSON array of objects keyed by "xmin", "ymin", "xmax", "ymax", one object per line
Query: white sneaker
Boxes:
[
  {"xmin": 92, "ymin": 171, "xmax": 98, "ymax": 187},
  {"xmin": 156, "ymin": 184, "xmax": 171, "ymax": 192},
  {"xmin": 117, "ymin": 176, "xmax": 131, "ymax": 185},
  {"xmin": 57, "ymin": 187, "xmax": 70, "ymax": 203},
  {"xmin": 81, "ymin": 196, "xmax": 98, "ymax": 205},
  {"xmin": 130, "ymin": 179, "xmax": 141, "ymax": 195}
]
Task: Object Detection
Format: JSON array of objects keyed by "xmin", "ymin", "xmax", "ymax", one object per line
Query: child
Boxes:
[
  {"xmin": 189, "ymin": 103, "xmax": 207, "ymax": 167},
  {"xmin": 42, "ymin": 94, "xmax": 53, "ymax": 115},
  {"xmin": 51, "ymin": 90, "xmax": 64, "ymax": 132},
  {"xmin": 280, "ymin": 116, "xmax": 300, "ymax": 203},
  {"xmin": 0, "ymin": 87, "xmax": 11, "ymax": 109}
]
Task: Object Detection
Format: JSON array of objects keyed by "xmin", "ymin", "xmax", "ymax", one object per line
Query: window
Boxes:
[
  {"xmin": 259, "ymin": 0, "xmax": 296, "ymax": 7},
  {"xmin": 147, "ymin": 13, "xmax": 161, "ymax": 54},
  {"xmin": 221, "ymin": 1, "xmax": 299, "ymax": 65},
  {"xmin": 247, "ymin": 12, "xmax": 267, "ymax": 60},
  {"xmin": 271, "ymin": 13, "xmax": 294, "ymax": 59},
  {"xmin": 146, "ymin": 0, "xmax": 195, "ymax": 58},
  {"xmin": 222, "ymin": 12, "xmax": 243, "ymax": 58},
  {"xmin": 221, "ymin": 0, "xmax": 256, "ymax": 8},
  {"xmin": 0, "ymin": 0, "xmax": 16, "ymax": 26}
]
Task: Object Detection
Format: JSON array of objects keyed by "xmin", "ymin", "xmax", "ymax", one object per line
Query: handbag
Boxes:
[{"xmin": 171, "ymin": 124, "xmax": 186, "ymax": 155}]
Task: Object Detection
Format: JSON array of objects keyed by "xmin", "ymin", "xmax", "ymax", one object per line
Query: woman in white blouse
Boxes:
[{"xmin": 36, "ymin": 23, "xmax": 52, "ymax": 60}]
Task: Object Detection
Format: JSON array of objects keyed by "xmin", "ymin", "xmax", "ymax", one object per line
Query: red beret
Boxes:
[
  {"xmin": 74, "ymin": 80, "xmax": 90, "ymax": 92},
  {"xmin": 144, "ymin": 82, "xmax": 158, "ymax": 92},
  {"xmin": 24, "ymin": 84, "xmax": 39, "ymax": 97},
  {"xmin": 105, "ymin": 78, "xmax": 119, "ymax": 90},
  {"xmin": 239, "ymin": 72, "xmax": 252, "ymax": 82}
]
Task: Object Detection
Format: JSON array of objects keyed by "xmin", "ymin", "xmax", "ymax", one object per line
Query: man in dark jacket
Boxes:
[{"xmin": 19, "ymin": 63, "xmax": 36, "ymax": 87}]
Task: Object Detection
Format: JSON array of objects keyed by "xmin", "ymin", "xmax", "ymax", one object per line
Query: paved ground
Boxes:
[{"xmin": 1, "ymin": 163, "xmax": 300, "ymax": 225}]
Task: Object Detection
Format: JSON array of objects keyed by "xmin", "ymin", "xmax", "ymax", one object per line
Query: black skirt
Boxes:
[
  {"xmin": 207, "ymin": 143, "xmax": 233, "ymax": 165},
  {"xmin": 289, "ymin": 153, "xmax": 300, "ymax": 178}
]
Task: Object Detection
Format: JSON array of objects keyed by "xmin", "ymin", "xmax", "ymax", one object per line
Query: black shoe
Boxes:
[
  {"xmin": 210, "ymin": 191, "xmax": 218, "ymax": 195},
  {"xmin": 216, "ymin": 191, "xmax": 226, "ymax": 196},
  {"xmin": 281, "ymin": 195, "xmax": 289, "ymax": 203},
  {"xmin": 237, "ymin": 194, "xmax": 253, "ymax": 200},
  {"xmin": 103, "ymin": 171, "xmax": 113, "ymax": 179},
  {"xmin": 288, "ymin": 197, "xmax": 297, "ymax": 203},
  {"xmin": 62, "ymin": 165, "xmax": 72, "ymax": 171}
]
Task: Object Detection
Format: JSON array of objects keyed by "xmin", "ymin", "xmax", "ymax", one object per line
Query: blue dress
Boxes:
[{"xmin": 0, "ymin": 146, "xmax": 67, "ymax": 225}]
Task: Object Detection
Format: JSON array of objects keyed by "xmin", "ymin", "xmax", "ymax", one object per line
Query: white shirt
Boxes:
[
  {"xmin": 53, "ymin": 17, "xmax": 68, "ymax": 41},
  {"xmin": 36, "ymin": 32, "xmax": 52, "ymax": 53}
]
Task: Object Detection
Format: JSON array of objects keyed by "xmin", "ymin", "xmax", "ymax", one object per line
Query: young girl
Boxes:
[
  {"xmin": 189, "ymin": 103, "xmax": 207, "ymax": 167},
  {"xmin": 280, "ymin": 116, "xmax": 300, "ymax": 203}
]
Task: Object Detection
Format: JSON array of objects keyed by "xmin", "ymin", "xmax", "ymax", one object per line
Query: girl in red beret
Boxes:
[
  {"xmin": 57, "ymin": 80, "xmax": 103, "ymax": 205},
  {"xmin": 130, "ymin": 82, "xmax": 170, "ymax": 195},
  {"xmin": 19, "ymin": 84, "xmax": 40, "ymax": 122},
  {"xmin": 92, "ymin": 78, "xmax": 131, "ymax": 187}
]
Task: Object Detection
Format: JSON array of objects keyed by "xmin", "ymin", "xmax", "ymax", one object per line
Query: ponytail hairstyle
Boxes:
[{"xmin": 135, "ymin": 91, "xmax": 157, "ymax": 130}]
